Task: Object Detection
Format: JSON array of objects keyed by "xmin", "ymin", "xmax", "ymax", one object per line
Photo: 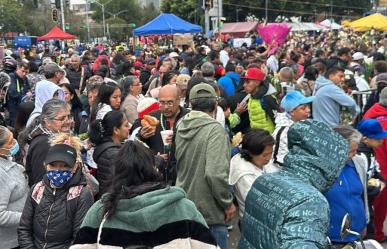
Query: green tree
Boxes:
[
  {"xmin": 161, "ymin": 0, "xmax": 200, "ymax": 24},
  {"xmin": 91, "ymin": 0, "xmax": 142, "ymax": 26},
  {"xmin": 0, "ymin": 0, "xmax": 25, "ymax": 34},
  {"xmin": 141, "ymin": 3, "xmax": 160, "ymax": 24}
]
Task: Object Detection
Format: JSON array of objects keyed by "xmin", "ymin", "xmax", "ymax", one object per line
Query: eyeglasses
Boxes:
[
  {"xmin": 53, "ymin": 115, "xmax": 73, "ymax": 122},
  {"xmin": 159, "ymin": 100, "xmax": 176, "ymax": 107}
]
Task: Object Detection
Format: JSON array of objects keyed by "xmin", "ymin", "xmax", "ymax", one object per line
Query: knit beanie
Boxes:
[
  {"xmin": 380, "ymin": 87, "xmax": 387, "ymax": 107},
  {"xmin": 137, "ymin": 97, "xmax": 160, "ymax": 118}
]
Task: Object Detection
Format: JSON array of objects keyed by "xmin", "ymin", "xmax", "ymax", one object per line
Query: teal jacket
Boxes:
[
  {"xmin": 72, "ymin": 186, "xmax": 217, "ymax": 248},
  {"xmin": 238, "ymin": 119, "xmax": 349, "ymax": 249},
  {"xmin": 175, "ymin": 110, "xmax": 233, "ymax": 225}
]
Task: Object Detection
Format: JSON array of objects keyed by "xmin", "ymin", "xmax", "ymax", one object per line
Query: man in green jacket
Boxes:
[
  {"xmin": 175, "ymin": 83, "xmax": 236, "ymax": 249},
  {"xmin": 243, "ymin": 67, "xmax": 278, "ymax": 133}
]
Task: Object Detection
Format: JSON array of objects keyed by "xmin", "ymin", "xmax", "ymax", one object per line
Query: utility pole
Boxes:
[
  {"xmin": 265, "ymin": 0, "xmax": 268, "ymax": 22},
  {"xmin": 93, "ymin": 0, "xmax": 113, "ymax": 39},
  {"xmin": 85, "ymin": 0, "xmax": 90, "ymax": 42},
  {"xmin": 205, "ymin": 8, "xmax": 210, "ymax": 35},
  {"xmin": 60, "ymin": 0, "xmax": 65, "ymax": 32}
]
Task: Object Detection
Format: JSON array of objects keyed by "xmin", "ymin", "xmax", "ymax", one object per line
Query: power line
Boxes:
[{"xmin": 223, "ymin": 3, "xmax": 354, "ymax": 17}]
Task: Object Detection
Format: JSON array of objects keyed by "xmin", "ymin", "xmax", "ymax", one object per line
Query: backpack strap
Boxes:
[{"xmin": 273, "ymin": 126, "xmax": 287, "ymax": 166}]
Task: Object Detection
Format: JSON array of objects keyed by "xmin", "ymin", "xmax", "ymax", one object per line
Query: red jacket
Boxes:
[{"xmin": 363, "ymin": 103, "xmax": 387, "ymax": 179}]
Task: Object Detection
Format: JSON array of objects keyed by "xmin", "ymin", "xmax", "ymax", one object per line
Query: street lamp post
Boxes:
[
  {"xmin": 105, "ymin": 10, "xmax": 129, "ymax": 19},
  {"xmin": 265, "ymin": 0, "xmax": 269, "ymax": 22},
  {"xmin": 93, "ymin": 0, "xmax": 113, "ymax": 38}
]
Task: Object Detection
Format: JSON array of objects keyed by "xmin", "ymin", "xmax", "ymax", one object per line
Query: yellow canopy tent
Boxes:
[{"xmin": 348, "ymin": 13, "xmax": 387, "ymax": 32}]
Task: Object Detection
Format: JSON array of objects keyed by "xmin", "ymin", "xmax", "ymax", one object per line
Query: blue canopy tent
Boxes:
[{"xmin": 133, "ymin": 13, "xmax": 202, "ymax": 36}]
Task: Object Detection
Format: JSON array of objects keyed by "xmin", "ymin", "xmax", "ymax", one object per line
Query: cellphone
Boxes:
[{"xmin": 240, "ymin": 94, "xmax": 251, "ymax": 105}]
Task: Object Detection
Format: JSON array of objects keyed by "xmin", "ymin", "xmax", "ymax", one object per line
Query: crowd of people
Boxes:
[{"xmin": 0, "ymin": 27, "xmax": 386, "ymax": 249}]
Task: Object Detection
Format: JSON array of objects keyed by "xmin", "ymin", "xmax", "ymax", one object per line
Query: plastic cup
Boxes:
[{"xmin": 160, "ymin": 130, "xmax": 173, "ymax": 145}]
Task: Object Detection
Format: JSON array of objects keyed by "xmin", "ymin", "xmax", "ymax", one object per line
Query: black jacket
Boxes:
[
  {"xmin": 93, "ymin": 141, "xmax": 121, "ymax": 196},
  {"xmin": 26, "ymin": 134, "xmax": 50, "ymax": 187},
  {"xmin": 132, "ymin": 107, "xmax": 190, "ymax": 155},
  {"xmin": 18, "ymin": 169, "xmax": 94, "ymax": 249}
]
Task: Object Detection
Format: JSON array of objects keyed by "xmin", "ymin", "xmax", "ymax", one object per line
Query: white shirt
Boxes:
[{"xmin": 219, "ymin": 50, "xmax": 229, "ymax": 67}]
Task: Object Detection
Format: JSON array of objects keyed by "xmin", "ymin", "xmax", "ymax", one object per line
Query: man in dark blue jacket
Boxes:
[{"xmin": 6, "ymin": 61, "xmax": 32, "ymax": 126}]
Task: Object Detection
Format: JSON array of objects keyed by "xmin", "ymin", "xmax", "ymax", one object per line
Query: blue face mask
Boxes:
[
  {"xmin": 2, "ymin": 140, "xmax": 19, "ymax": 158},
  {"xmin": 46, "ymin": 170, "xmax": 73, "ymax": 188},
  {"xmin": 9, "ymin": 142, "xmax": 19, "ymax": 156}
]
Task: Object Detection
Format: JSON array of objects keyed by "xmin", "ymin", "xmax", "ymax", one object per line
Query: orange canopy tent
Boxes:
[{"xmin": 37, "ymin": 26, "xmax": 76, "ymax": 41}]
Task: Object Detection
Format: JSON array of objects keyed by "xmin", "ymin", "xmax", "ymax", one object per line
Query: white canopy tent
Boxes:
[{"xmin": 320, "ymin": 19, "xmax": 342, "ymax": 30}]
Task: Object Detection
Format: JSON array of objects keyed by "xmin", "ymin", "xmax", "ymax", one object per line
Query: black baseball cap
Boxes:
[{"xmin": 45, "ymin": 144, "xmax": 77, "ymax": 167}]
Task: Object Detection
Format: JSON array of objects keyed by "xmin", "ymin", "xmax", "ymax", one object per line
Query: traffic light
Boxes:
[
  {"xmin": 130, "ymin": 23, "xmax": 136, "ymax": 28},
  {"xmin": 52, "ymin": 9, "xmax": 59, "ymax": 22},
  {"xmin": 55, "ymin": 0, "xmax": 60, "ymax": 9},
  {"xmin": 65, "ymin": 23, "xmax": 70, "ymax": 30}
]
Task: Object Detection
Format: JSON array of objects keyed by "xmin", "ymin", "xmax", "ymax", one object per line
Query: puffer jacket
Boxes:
[
  {"xmin": 248, "ymin": 81, "xmax": 278, "ymax": 133},
  {"xmin": 93, "ymin": 141, "xmax": 121, "ymax": 196},
  {"xmin": 271, "ymin": 112, "xmax": 294, "ymax": 166},
  {"xmin": 238, "ymin": 119, "xmax": 348, "ymax": 249},
  {"xmin": 18, "ymin": 168, "xmax": 94, "ymax": 249}
]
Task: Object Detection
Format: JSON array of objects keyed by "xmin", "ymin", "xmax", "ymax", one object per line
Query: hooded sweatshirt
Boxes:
[
  {"xmin": 175, "ymin": 110, "xmax": 233, "ymax": 226},
  {"xmin": 238, "ymin": 119, "xmax": 348, "ymax": 249},
  {"xmin": 218, "ymin": 72, "xmax": 241, "ymax": 96},
  {"xmin": 26, "ymin": 79, "xmax": 64, "ymax": 126},
  {"xmin": 71, "ymin": 186, "xmax": 217, "ymax": 249},
  {"xmin": 363, "ymin": 103, "xmax": 387, "ymax": 179},
  {"xmin": 312, "ymin": 75, "xmax": 359, "ymax": 127}
]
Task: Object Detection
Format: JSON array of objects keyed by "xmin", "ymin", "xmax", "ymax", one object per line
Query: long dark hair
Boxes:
[
  {"xmin": 88, "ymin": 110, "xmax": 125, "ymax": 145},
  {"xmin": 59, "ymin": 83, "xmax": 83, "ymax": 111},
  {"xmin": 90, "ymin": 82, "xmax": 121, "ymax": 122},
  {"xmin": 102, "ymin": 141, "xmax": 163, "ymax": 218}
]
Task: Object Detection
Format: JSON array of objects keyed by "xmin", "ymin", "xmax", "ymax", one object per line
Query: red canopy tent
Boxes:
[
  {"xmin": 37, "ymin": 26, "xmax": 76, "ymax": 41},
  {"xmin": 218, "ymin": 22, "xmax": 259, "ymax": 38}
]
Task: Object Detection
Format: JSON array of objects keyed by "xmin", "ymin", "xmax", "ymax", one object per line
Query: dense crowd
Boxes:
[{"xmin": 0, "ymin": 28, "xmax": 386, "ymax": 249}]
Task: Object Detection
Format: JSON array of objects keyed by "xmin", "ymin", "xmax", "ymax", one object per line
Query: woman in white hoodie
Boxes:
[{"xmin": 229, "ymin": 128, "xmax": 277, "ymax": 219}]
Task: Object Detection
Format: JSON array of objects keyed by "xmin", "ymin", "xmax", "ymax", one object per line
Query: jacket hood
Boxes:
[
  {"xmin": 253, "ymin": 81, "xmax": 277, "ymax": 99},
  {"xmin": 177, "ymin": 110, "xmax": 219, "ymax": 140},
  {"xmin": 363, "ymin": 103, "xmax": 387, "ymax": 119},
  {"xmin": 283, "ymin": 119, "xmax": 348, "ymax": 192},
  {"xmin": 90, "ymin": 187, "xmax": 207, "ymax": 232},
  {"xmin": 315, "ymin": 75, "xmax": 332, "ymax": 91},
  {"xmin": 274, "ymin": 112, "xmax": 294, "ymax": 129},
  {"xmin": 34, "ymin": 81, "xmax": 63, "ymax": 112},
  {"xmin": 226, "ymin": 72, "xmax": 240, "ymax": 81}
]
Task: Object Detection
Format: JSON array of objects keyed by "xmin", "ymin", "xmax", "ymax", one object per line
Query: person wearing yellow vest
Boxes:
[{"xmin": 243, "ymin": 67, "xmax": 278, "ymax": 133}]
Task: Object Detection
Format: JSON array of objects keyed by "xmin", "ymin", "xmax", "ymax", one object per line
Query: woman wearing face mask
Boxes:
[
  {"xmin": 89, "ymin": 110, "xmax": 130, "ymax": 197},
  {"xmin": 18, "ymin": 133, "xmax": 94, "ymax": 249},
  {"xmin": 19, "ymin": 99, "xmax": 72, "ymax": 187},
  {"xmin": 0, "ymin": 126, "xmax": 29, "ymax": 249}
]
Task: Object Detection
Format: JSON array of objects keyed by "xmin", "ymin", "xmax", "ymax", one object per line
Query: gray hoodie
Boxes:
[
  {"xmin": 312, "ymin": 75, "xmax": 359, "ymax": 127},
  {"xmin": 26, "ymin": 79, "xmax": 64, "ymax": 126}
]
